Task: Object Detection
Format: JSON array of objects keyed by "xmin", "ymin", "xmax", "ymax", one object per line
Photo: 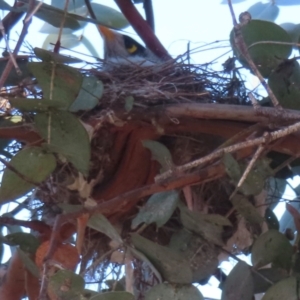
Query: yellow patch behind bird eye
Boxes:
[{"xmin": 127, "ymin": 44, "xmax": 138, "ymax": 54}]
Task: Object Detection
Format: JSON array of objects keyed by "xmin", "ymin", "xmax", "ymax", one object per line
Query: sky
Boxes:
[{"xmin": 1, "ymin": 0, "xmax": 300, "ymax": 299}]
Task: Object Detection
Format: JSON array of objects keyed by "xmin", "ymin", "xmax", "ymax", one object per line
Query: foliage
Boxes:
[{"xmin": 1, "ymin": 0, "xmax": 300, "ymax": 300}]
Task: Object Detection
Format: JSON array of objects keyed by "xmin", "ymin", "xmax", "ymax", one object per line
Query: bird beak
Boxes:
[{"xmin": 98, "ymin": 25, "xmax": 116, "ymax": 42}]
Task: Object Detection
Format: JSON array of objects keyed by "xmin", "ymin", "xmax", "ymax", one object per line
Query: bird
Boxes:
[{"xmin": 98, "ymin": 25, "xmax": 162, "ymax": 68}]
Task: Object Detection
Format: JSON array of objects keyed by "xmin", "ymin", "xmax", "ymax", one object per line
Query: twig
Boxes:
[
  {"xmin": 0, "ymin": 17, "xmax": 20, "ymax": 74},
  {"xmin": 0, "ymin": 2, "xmax": 25, "ymax": 42},
  {"xmin": 0, "ymin": 0, "xmax": 37, "ymax": 89},
  {"xmin": 54, "ymin": 0, "xmax": 70, "ymax": 53},
  {"xmin": 115, "ymin": 0, "xmax": 171, "ymax": 60},
  {"xmin": 143, "ymin": 0, "xmax": 155, "ymax": 32},
  {"xmin": 230, "ymin": 143, "xmax": 264, "ymax": 200},
  {"xmin": 227, "ymin": 1, "xmax": 281, "ymax": 108},
  {"xmin": 85, "ymin": 0, "xmax": 96, "ymax": 19},
  {"xmin": 165, "ymin": 103, "xmax": 300, "ymax": 123},
  {"xmin": 156, "ymin": 121, "xmax": 300, "ymax": 181}
]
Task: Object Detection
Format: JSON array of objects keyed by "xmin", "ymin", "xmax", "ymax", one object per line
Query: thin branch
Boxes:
[
  {"xmin": 0, "ymin": 17, "xmax": 20, "ymax": 74},
  {"xmin": 115, "ymin": 0, "xmax": 171, "ymax": 60},
  {"xmin": 143, "ymin": 0, "xmax": 155, "ymax": 32},
  {"xmin": 85, "ymin": 0, "xmax": 97, "ymax": 19},
  {"xmin": 0, "ymin": 2, "xmax": 25, "ymax": 42},
  {"xmin": 53, "ymin": 0, "xmax": 70, "ymax": 53},
  {"xmin": 165, "ymin": 103, "xmax": 300, "ymax": 123},
  {"xmin": 0, "ymin": 0, "xmax": 37, "ymax": 89},
  {"xmin": 227, "ymin": 2, "xmax": 281, "ymax": 108},
  {"xmin": 156, "ymin": 121, "xmax": 300, "ymax": 181}
]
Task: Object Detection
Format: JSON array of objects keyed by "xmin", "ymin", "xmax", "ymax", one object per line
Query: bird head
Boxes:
[{"xmin": 98, "ymin": 25, "xmax": 161, "ymax": 66}]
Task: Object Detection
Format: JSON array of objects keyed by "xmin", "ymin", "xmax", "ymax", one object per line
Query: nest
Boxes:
[{"xmin": 5, "ymin": 57, "xmax": 278, "ymax": 298}]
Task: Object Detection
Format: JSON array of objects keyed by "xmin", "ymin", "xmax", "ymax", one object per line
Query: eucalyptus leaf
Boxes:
[
  {"xmin": 179, "ymin": 205, "xmax": 232, "ymax": 246},
  {"xmin": 132, "ymin": 190, "xmax": 179, "ymax": 229},
  {"xmin": 221, "ymin": 261, "xmax": 253, "ymax": 300},
  {"xmin": 169, "ymin": 229, "xmax": 219, "ymax": 283},
  {"xmin": 129, "ymin": 246, "xmax": 162, "ymax": 283},
  {"xmin": 90, "ymin": 292, "xmax": 134, "ymax": 300},
  {"xmin": 90, "ymin": 2, "xmax": 129, "ymax": 29},
  {"xmin": 247, "ymin": 2, "xmax": 279, "ymax": 22},
  {"xmin": 48, "ymin": 270, "xmax": 85, "ymax": 299},
  {"xmin": 0, "ymin": 147, "xmax": 56, "ymax": 204},
  {"xmin": 262, "ymin": 277, "xmax": 300, "ymax": 300},
  {"xmin": 28, "ymin": 62, "xmax": 82, "ymax": 109},
  {"xmin": 34, "ymin": 111, "xmax": 90, "ymax": 175},
  {"xmin": 69, "ymin": 77, "xmax": 103, "ymax": 112},
  {"xmin": 231, "ymin": 195, "xmax": 264, "ymax": 225},
  {"xmin": 34, "ymin": 47, "xmax": 82, "ymax": 64},
  {"xmin": 269, "ymin": 59, "xmax": 300, "ymax": 110},
  {"xmin": 230, "ymin": 19, "xmax": 292, "ymax": 77},
  {"xmin": 145, "ymin": 283, "xmax": 203, "ymax": 300},
  {"xmin": 4, "ymin": 232, "xmax": 40, "ymax": 254},
  {"xmin": 88, "ymin": 214, "xmax": 122, "ymax": 245},
  {"xmin": 17, "ymin": 248, "xmax": 40, "ymax": 278},
  {"xmin": 10, "ymin": 98, "xmax": 66, "ymax": 112},
  {"xmin": 251, "ymin": 229, "xmax": 293, "ymax": 269},
  {"xmin": 252, "ymin": 268, "xmax": 289, "ymax": 294},
  {"xmin": 131, "ymin": 233, "xmax": 193, "ymax": 284},
  {"xmin": 142, "ymin": 140, "xmax": 173, "ymax": 173}
]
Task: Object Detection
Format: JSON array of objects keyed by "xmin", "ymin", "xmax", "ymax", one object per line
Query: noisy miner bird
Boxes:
[{"xmin": 98, "ymin": 25, "xmax": 162, "ymax": 67}]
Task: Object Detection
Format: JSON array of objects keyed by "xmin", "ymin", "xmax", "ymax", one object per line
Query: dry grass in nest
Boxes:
[{"xmin": 89, "ymin": 58, "xmax": 249, "ymax": 108}]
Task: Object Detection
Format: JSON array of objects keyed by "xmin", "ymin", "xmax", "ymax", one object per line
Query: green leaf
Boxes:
[
  {"xmin": 129, "ymin": 246, "xmax": 162, "ymax": 282},
  {"xmin": 17, "ymin": 248, "xmax": 40, "ymax": 278},
  {"xmin": 145, "ymin": 283, "xmax": 203, "ymax": 300},
  {"xmin": 142, "ymin": 140, "xmax": 173, "ymax": 173},
  {"xmin": 221, "ymin": 261, "xmax": 254, "ymax": 300},
  {"xmin": 231, "ymin": 195, "xmax": 264, "ymax": 225},
  {"xmin": 34, "ymin": 47, "xmax": 83, "ymax": 64},
  {"xmin": 28, "ymin": 62, "xmax": 83, "ymax": 109},
  {"xmin": 50, "ymin": 0, "xmax": 86, "ymax": 10},
  {"xmin": 10, "ymin": 98, "xmax": 66, "ymax": 112},
  {"xmin": 223, "ymin": 154, "xmax": 272, "ymax": 196},
  {"xmin": 90, "ymin": 292, "xmax": 134, "ymax": 300},
  {"xmin": 4, "ymin": 232, "xmax": 40, "ymax": 254},
  {"xmin": 28, "ymin": 2, "xmax": 81, "ymax": 30},
  {"xmin": 131, "ymin": 233, "xmax": 193, "ymax": 284},
  {"xmin": 247, "ymin": 2, "xmax": 279, "ymax": 22},
  {"xmin": 132, "ymin": 190, "xmax": 179, "ymax": 229},
  {"xmin": 90, "ymin": 3, "xmax": 129, "ymax": 29},
  {"xmin": 34, "ymin": 111, "xmax": 90, "ymax": 175},
  {"xmin": 253, "ymin": 268, "xmax": 289, "ymax": 294},
  {"xmin": 48, "ymin": 270, "xmax": 84, "ymax": 299},
  {"xmin": 169, "ymin": 229, "xmax": 219, "ymax": 283},
  {"xmin": 42, "ymin": 33, "xmax": 82, "ymax": 50},
  {"xmin": 69, "ymin": 77, "xmax": 103, "ymax": 112},
  {"xmin": 179, "ymin": 204, "xmax": 232, "ymax": 246},
  {"xmin": 0, "ymin": 147, "xmax": 56, "ymax": 204},
  {"xmin": 251, "ymin": 229, "xmax": 293, "ymax": 269},
  {"xmin": 262, "ymin": 277, "xmax": 300, "ymax": 300},
  {"xmin": 269, "ymin": 59, "xmax": 300, "ymax": 110},
  {"xmin": 230, "ymin": 19, "xmax": 292, "ymax": 77},
  {"xmin": 88, "ymin": 214, "xmax": 122, "ymax": 245},
  {"xmin": 280, "ymin": 23, "xmax": 300, "ymax": 49}
]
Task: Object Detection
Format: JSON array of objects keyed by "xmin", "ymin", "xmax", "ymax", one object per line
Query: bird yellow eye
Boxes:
[{"xmin": 127, "ymin": 44, "xmax": 138, "ymax": 54}]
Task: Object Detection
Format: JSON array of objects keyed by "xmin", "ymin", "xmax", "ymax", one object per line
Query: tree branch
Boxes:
[
  {"xmin": 115, "ymin": 0, "xmax": 171, "ymax": 60},
  {"xmin": 143, "ymin": 0, "xmax": 155, "ymax": 32}
]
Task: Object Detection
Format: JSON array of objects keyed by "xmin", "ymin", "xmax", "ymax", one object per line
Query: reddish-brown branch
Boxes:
[
  {"xmin": 0, "ymin": 126, "xmax": 42, "ymax": 145},
  {"xmin": 115, "ymin": 0, "xmax": 171, "ymax": 60}
]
